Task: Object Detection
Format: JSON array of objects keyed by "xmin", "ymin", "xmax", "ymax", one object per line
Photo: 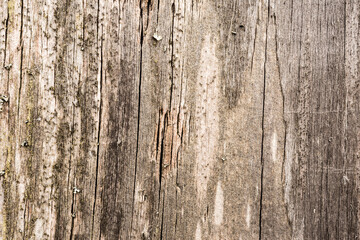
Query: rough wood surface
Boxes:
[{"xmin": 0, "ymin": 0, "xmax": 359, "ymax": 239}]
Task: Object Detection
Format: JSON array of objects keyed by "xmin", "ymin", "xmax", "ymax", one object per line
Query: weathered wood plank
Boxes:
[
  {"xmin": 92, "ymin": 0, "xmax": 141, "ymax": 239},
  {"xmin": 275, "ymin": 0, "xmax": 359, "ymax": 239},
  {"xmin": 2, "ymin": 0, "xmax": 28, "ymax": 238},
  {"xmin": 260, "ymin": 2, "xmax": 291, "ymax": 239},
  {"xmin": 0, "ymin": 0, "xmax": 359, "ymax": 239}
]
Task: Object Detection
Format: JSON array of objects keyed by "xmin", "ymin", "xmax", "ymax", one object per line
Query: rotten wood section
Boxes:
[{"xmin": 0, "ymin": 0, "xmax": 359, "ymax": 239}]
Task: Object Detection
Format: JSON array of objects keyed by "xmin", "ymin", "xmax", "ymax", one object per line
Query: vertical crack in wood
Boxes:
[
  {"xmin": 65, "ymin": 78, "xmax": 76, "ymax": 240},
  {"xmin": 22, "ymin": 199, "xmax": 27, "ymax": 240},
  {"xmin": 174, "ymin": 110, "xmax": 184, "ymax": 237},
  {"xmin": 156, "ymin": 0, "xmax": 160, "ymax": 24},
  {"xmin": 91, "ymin": 5, "xmax": 103, "ymax": 235},
  {"xmin": 81, "ymin": 0, "xmax": 85, "ymax": 52},
  {"xmin": 274, "ymin": 10, "xmax": 293, "ymax": 237},
  {"xmin": 18, "ymin": 0, "xmax": 25, "ymax": 236},
  {"xmin": 66, "ymin": 2, "xmax": 79, "ymax": 239},
  {"xmin": 158, "ymin": 112, "xmax": 166, "ymax": 240},
  {"xmin": 3, "ymin": 5, "xmax": 9, "ymax": 66},
  {"xmin": 169, "ymin": 2, "xmax": 175, "ymax": 110},
  {"xmin": 250, "ymin": 5, "xmax": 259, "ymax": 75},
  {"xmin": 160, "ymin": 190, "xmax": 165, "ymax": 240},
  {"xmin": 146, "ymin": 0, "xmax": 151, "ymax": 30},
  {"xmin": 130, "ymin": 1, "xmax": 144, "ymax": 236},
  {"xmin": 275, "ymin": 14, "xmax": 285, "ymax": 183},
  {"xmin": 169, "ymin": 2, "xmax": 176, "ymax": 172},
  {"xmin": 259, "ymin": 1, "xmax": 270, "ymax": 239},
  {"xmin": 67, "ymin": 105, "xmax": 75, "ymax": 199},
  {"xmin": 158, "ymin": 112, "xmax": 166, "ymax": 206},
  {"xmin": 159, "ymin": 3, "xmax": 176, "ymax": 238},
  {"xmin": 17, "ymin": 0, "xmax": 24, "ymax": 118},
  {"xmin": 69, "ymin": 186, "xmax": 76, "ymax": 240}
]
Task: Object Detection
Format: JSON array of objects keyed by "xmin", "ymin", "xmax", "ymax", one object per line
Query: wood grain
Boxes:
[{"xmin": 0, "ymin": 0, "xmax": 359, "ymax": 239}]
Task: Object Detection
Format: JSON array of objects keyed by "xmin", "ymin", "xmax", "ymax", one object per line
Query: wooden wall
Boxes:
[{"xmin": 0, "ymin": 0, "xmax": 359, "ymax": 239}]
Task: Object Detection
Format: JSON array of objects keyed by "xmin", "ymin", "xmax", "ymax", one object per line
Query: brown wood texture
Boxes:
[{"xmin": 0, "ymin": 0, "xmax": 359, "ymax": 239}]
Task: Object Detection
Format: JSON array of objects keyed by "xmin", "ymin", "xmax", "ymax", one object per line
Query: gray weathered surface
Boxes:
[{"xmin": 0, "ymin": 0, "xmax": 359, "ymax": 239}]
